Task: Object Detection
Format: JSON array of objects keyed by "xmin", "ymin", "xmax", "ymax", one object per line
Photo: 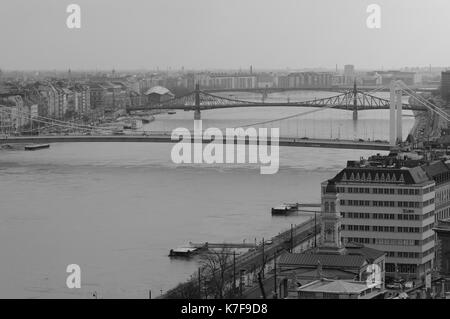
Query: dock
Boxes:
[{"xmin": 189, "ymin": 242, "xmax": 257, "ymax": 249}]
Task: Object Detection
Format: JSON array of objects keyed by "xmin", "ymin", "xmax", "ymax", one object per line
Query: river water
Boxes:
[{"xmin": 0, "ymin": 91, "xmax": 414, "ymax": 298}]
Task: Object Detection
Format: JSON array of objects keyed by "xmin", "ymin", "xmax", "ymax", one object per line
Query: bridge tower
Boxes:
[
  {"xmin": 352, "ymin": 80, "xmax": 358, "ymax": 121},
  {"xmin": 389, "ymin": 80, "xmax": 403, "ymax": 146},
  {"xmin": 194, "ymin": 83, "xmax": 201, "ymax": 120}
]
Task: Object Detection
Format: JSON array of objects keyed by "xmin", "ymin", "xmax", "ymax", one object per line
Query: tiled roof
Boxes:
[
  {"xmin": 345, "ymin": 243, "xmax": 385, "ymax": 262},
  {"xmin": 330, "ymin": 166, "xmax": 430, "ymax": 185},
  {"xmin": 422, "ymin": 160, "xmax": 450, "ymax": 178},
  {"xmin": 278, "ymin": 253, "xmax": 367, "ymax": 269}
]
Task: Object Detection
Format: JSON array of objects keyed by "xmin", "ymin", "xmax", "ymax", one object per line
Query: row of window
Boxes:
[
  {"xmin": 385, "ymin": 263, "xmax": 417, "ymax": 274},
  {"xmin": 436, "ymin": 207, "xmax": 450, "ymax": 220},
  {"xmin": 336, "ymin": 186, "xmax": 435, "ymax": 196},
  {"xmin": 343, "ymin": 224, "xmax": 433, "ymax": 233},
  {"xmin": 344, "ymin": 238, "xmax": 435, "ymax": 259},
  {"xmin": 341, "ymin": 211, "xmax": 434, "ymax": 221},
  {"xmin": 374, "ymin": 235, "xmax": 434, "ymax": 246},
  {"xmin": 385, "ymin": 260, "xmax": 433, "ymax": 274},
  {"xmin": 375, "ymin": 238, "xmax": 418, "ymax": 246},
  {"xmin": 341, "ymin": 199, "xmax": 434, "ymax": 208},
  {"xmin": 435, "ymin": 188, "xmax": 450, "ymax": 205}
]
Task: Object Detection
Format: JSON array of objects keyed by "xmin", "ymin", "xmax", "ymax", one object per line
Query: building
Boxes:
[
  {"xmin": 296, "ymin": 278, "xmax": 384, "ymax": 299},
  {"xmin": 344, "ymin": 65, "xmax": 355, "ymax": 85},
  {"xmin": 322, "ymin": 153, "xmax": 440, "ymax": 281},
  {"xmin": 144, "ymin": 86, "xmax": 175, "ymax": 104},
  {"xmin": 422, "ymin": 160, "xmax": 450, "ymax": 221},
  {"xmin": 277, "ymin": 72, "xmax": 332, "ymax": 89},
  {"xmin": 88, "ymin": 83, "xmax": 107, "ymax": 111},
  {"xmin": 361, "ymin": 72, "xmax": 382, "ymax": 86},
  {"xmin": 256, "ymin": 73, "xmax": 276, "ymax": 88},
  {"xmin": 376, "ymin": 71, "xmax": 416, "ymax": 86},
  {"xmin": 276, "ymin": 187, "xmax": 386, "ymax": 298},
  {"xmin": 434, "ymin": 219, "xmax": 450, "ymax": 278},
  {"xmin": 278, "ymin": 245, "xmax": 385, "ymax": 295},
  {"xmin": 441, "ymin": 71, "xmax": 450, "ymax": 102},
  {"xmin": 0, "ymin": 94, "xmax": 29, "ymax": 129}
]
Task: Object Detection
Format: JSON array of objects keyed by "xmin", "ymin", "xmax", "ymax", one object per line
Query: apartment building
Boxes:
[{"xmin": 321, "ymin": 154, "xmax": 442, "ymax": 280}]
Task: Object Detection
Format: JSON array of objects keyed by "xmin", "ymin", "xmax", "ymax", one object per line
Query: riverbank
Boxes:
[{"xmin": 0, "ymin": 143, "xmax": 27, "ymax": 151}]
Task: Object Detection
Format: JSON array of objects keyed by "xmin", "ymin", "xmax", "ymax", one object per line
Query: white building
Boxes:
[{"xmin": 321, "ymin": 154, "xmax": 440, "ymax": 280}]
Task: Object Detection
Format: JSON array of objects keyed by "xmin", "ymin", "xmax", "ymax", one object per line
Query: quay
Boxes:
[{"xmin": 189, "ymin": 242, "xmax": 257, "ymax": 249}]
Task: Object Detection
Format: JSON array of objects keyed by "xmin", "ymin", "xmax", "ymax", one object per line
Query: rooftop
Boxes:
[
  {"xmin": 324, "ymin": 153, "xmax": 450, "ymax": 188},
  {"xmin": 278, "ymin": 253, "xmax": 367, "ymax": 269},
  {"xmin": 144, "ymin": 86, "xmax": 174, "ymax": 96},
  {"xmin": 297, "ymin": 279, "xmax": 370, "ymax": 294}
]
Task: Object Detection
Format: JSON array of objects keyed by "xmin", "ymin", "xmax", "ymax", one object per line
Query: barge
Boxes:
[
  {"xmin": 169, "ymin": 244, "xmax": 208, "ymax": 258},
  {"xmin": 271, "ymin": 203, "xmax": 300, "ymax": 216},
  {"xmin": 24, "ymin": 144, "xmax": 50, "ymax": 151}
]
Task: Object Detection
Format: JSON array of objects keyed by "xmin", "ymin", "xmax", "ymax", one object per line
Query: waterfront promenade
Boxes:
[{"xmin": 165, "ymin": 217, "xmax": 319, "ymax": 298}]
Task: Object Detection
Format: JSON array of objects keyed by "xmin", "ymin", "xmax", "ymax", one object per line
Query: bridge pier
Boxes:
[
  {"xmin": 389, "ymin": 80, "xmax": 403, "ymax": 146},
  {"xmin": 396, "ymin": 89, "xmax": 403, "ymax": 143},
  {"xmin": 194, "ymin": 83, "xmax": 201, "ymax": 120},
  {"xmin": 352, "ymin": 81, "xmax": 358, "ymax": 121},
  {"xmin": 194, "ymin": 109, "xmax": 201, "ymax": 120}
]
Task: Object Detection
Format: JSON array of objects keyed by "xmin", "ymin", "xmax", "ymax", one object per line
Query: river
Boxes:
[{"xmin": 0, "ymin": 90, "xmax": 414, "ymax": 298}]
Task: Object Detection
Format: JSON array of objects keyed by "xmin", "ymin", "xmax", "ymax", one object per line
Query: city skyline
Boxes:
[{"xmin": 1, "ymin": 0, "xmax": 450, "ymax": 71}]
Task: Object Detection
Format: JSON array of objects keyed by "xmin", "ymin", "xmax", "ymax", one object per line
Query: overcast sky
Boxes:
[{"xmin": 0, "ymin": 0, "xmax": 449, "ymax": 71}]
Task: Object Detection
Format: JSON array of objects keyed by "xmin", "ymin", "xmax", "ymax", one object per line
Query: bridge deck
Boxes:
[{"xmin": 0, "ymin": 135, "xmax": 392, "ymax": 151}]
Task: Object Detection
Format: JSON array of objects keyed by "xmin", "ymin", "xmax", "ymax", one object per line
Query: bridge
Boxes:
[
  {"xmin": 127, "ymin": 83, "xmax": 426, "ymax": 121},
  {"xmin": 0, "ymin": 80, "xmax": 447, "ymax": 151},
  {"xmin": 0, "ymin": 134, "xmax": 391, "ymax": 151}
]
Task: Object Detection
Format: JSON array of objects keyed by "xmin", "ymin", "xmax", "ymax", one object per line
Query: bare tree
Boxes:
[
  {"xmin": 164, "ymin": 279, "xmax": 201, "ymax": 299},
  {"xmin": 200, "ymin": 248, "xmax": 234, "ymax": 299}
]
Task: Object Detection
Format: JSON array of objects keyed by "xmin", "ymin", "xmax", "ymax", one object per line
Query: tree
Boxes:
[
  {"xmin": 164, "ymin": 279, "xmax": 201, "ymax": 299},
  {"xmin": 200, "ymin": 248, "xmax": 235, "ymax": 299}
]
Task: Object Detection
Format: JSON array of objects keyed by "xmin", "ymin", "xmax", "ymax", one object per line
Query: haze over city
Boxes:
[{"xmin": 1, "ymin": 0, "xmax": 450, "ymax": 71}]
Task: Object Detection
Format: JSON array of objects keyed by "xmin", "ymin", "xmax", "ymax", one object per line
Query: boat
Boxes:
[
  {"xmin": 271, "ymin": 203, "xmax": 300, "ymax": 216},
  {"xmin": 168, "ymin": 111, "xmax": 176, "ymax": 115},
  {"xmin": 169, "ymin": 243, "xmax": 208, "ymax": 258},
  {"xmin": 24, "ymin": 144, "xmax": 50, "ymax": 151},
  {"xmin": 141, "ymin": 116, "xmax": 153, "ymax": 124},
  {"xmin": 112, "ymin": 129, "xmax": 125, "ymax": 135}
]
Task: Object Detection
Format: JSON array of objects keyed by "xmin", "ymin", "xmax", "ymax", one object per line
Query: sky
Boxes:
[{"xmin": 0, "ymin": 0, "xmax": 449, "ymax": 71}]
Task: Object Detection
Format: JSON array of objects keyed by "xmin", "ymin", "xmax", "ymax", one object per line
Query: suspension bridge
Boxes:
[
  {"xmin": 127, "ymin": 83, "xmax": 425, "ymax": 122},
  {"xmin": 0, "ymin": 81, "xmax": 447, "ymax": 151}
]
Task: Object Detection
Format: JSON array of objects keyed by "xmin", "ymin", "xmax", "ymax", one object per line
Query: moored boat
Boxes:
[
  {"xmin": 271, "ymin": 203, "xmax": 300, "ymax": 216},
  {"xmin": 24, "ymin": 144, "xmax": 50, "ymax": 151}
]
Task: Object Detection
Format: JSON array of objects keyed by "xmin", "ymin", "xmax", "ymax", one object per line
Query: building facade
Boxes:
[
  {"xmin": 441, "ymin": 71, "xmax": 450, "ymax": 102},
  {"xmin": 322, "ymin": 155, "xmax": 439, "ymax": 280}
]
